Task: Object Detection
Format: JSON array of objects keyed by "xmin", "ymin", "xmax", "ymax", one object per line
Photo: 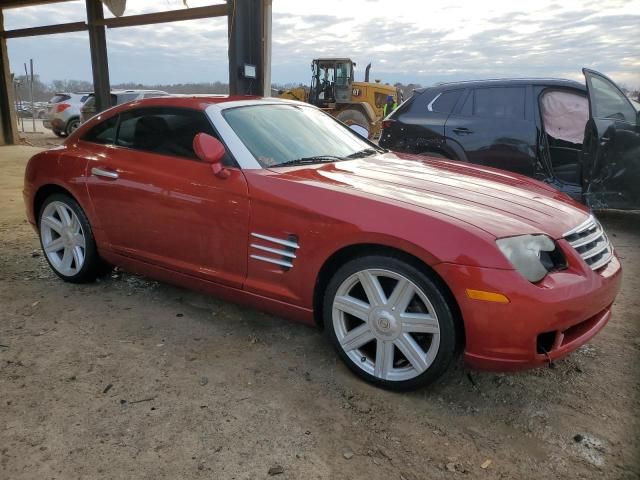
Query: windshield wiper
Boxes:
[
  {"xmin": 345, "ymin": 148, "xmax": 380, "ymax": 159},
  {"xmin": 277, "ymin": 155, "xmax": 343, "ymax": 167}
]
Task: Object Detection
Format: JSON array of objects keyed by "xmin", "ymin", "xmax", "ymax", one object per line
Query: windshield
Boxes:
[
  {"xmin": 335, "ymin": 62, "xmax": 351, "ymax": 86},
  {"xmin": 222, "ymin": 104, "xmax": 374, "ymax": 167}
]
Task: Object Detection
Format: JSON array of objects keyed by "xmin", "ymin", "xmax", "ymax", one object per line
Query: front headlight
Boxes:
[{"xmin": 496, "ymin": 234, "xmax": 562, "ymax": 283}]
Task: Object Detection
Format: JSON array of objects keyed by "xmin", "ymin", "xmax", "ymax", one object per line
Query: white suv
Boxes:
[
  {"xmin": 43, "ymin": 92, "xmax": 92, "ymax": 137},
  {"xmin": 80, "ymin": 90, "xmax": 169, "ymax": 124}
]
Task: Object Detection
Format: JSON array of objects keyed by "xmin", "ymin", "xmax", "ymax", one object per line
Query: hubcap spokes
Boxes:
[
  {"xmin": 333, "ymin": 269, "xmax": 440, "ymax": 382},
  {"xmin": 41, "ymin": 201, "xmax": 86, "ymax": 276}
]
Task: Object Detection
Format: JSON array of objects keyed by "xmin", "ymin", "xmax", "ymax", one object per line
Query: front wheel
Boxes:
[
  {"xmin": 324, "ymin": 255, "xmax": 458, "ymax": 390},
  {"xmin": 38, "ymin": 194, "xmax": 103, "ymax": 283}
]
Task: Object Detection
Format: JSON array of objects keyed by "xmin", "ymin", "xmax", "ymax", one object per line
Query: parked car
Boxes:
[
  {"xmin": 79, "ymin": 89, "xmax": 169, "ymax": 123},
  {"xmin": 35, "ymin": 102, "xmax": 48, "ymax": 119},
  {"xmin": 380, "ymin": 69, "xmax": 640, "ymax": 210},
  {"xmin": 15, "ymin": 105, "xmax": 34, "ymax": 118},
  {"xmin": 24, "ymin": 96, "xmax": 622, "ymax": 390},
  {"xmin": 15, "ymin": 102, "xmax": 48, "ymax": 119},
  {"xmin": 43, "ymin": 92, "xmax": 92, "ymax": 137}
]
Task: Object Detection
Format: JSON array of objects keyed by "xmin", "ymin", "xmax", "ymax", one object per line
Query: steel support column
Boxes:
[
  {"xmin": 85, "ymin": 0, "xmax": 110, "ymax": 112},
  {"xmin": 0, "ymin": 9, "xmax": 18, "ymax": 145},
  {"xmin": 262, "ymin": 0, "xmax": 271, "ymax": 96},
  {"xmin": 228, "ymin": 0, "xmax": 268, "ymax": 96}
]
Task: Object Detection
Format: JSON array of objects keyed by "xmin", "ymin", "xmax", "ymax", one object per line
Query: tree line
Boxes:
[{"xmin": 13, "ymin": 74, "xmax": 427, "ymax": 104}]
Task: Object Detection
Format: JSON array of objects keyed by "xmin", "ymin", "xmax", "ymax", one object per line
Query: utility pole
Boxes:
[{"xmin": 29, "ymin": 59, "xmax": 35, "ymax": 132}]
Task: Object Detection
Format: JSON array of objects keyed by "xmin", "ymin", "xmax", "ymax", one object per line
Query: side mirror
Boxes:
[
  {"xmin": 349, "ymin": 124, "xmax": 369, "ymax": 138},
  {"xmin": 193, "ymin": 133, "xmax": 229, "ymax": 179}
]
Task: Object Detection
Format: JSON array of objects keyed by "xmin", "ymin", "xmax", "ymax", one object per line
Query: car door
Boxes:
[
  {"xmin": 582, "ymin": 68, "xmax": 640, "ymax": 210},
  {"xmin": 82, "ymin": 106, "xmax": 250, "ymax": 288},
  {"xmin": 380, "ymin": 88, "xmax": 464, "ymax": 153},
  {"xmin": 444, "ymin": 85, "xmax": 541, "ymax": 178}
]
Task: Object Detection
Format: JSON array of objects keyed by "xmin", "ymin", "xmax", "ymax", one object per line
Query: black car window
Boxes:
[
  {"xmin": 115, "ymin": 107, "xmax": 217, "ymax": 160},
  {"xmin": 473, "ymin": 87, "xmax": 525, "ymax": 119},
  {"xmin": 589, "ymin": 75, "xmax": 636, "ymax": 124},
  {"xmin": 459, "ymin": 90, "xmax": 473, "ymax": 116},
  {"xmin": 430, "ymin": 90, "xmax": 463, "ymax": 114},
  {"xmin": 116, "ymin": 93, "xmax": 139, "ymax": 104},
  {"xmin": 82, "ymin": 115, "xmax": 119, "ymax": 145},
  {"xmin": 83, "ymin": 95, "xmax": 96, "ymax": 109}
]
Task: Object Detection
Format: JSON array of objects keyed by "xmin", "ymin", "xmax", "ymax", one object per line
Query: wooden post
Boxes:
[
  {"xmin": 85, "ymin": 0, "xmax": 111, "ymax": 112},
  {"xmin": 0, "ymin": 8, "xmax": 19, "ymax": 145}
]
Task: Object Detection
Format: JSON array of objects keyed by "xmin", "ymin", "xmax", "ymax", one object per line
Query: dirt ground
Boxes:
[{"xmin": 1, "ymin": 144, "xmax": 639, "ymax": 480}]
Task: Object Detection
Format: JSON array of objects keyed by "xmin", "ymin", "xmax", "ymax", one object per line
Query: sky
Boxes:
[{"xmin": 4, "ymin": 0, "xmax": 640, "ymax": 89}]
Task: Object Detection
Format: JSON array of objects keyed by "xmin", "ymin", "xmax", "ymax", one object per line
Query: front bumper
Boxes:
[{"xmin": 434, "ymin": 254, "xmax": 622, "ymax": 371}]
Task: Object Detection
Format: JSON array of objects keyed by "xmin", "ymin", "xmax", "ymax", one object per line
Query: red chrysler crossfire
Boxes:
[{"xmin": 23, "ymin": 96, "xmax": 622, "ymax": 390}]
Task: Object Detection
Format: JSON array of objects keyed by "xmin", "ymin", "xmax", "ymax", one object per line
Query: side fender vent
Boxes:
[{"xmin": 249, "ymin": 233, "xmax": 299, "ymax": 271}]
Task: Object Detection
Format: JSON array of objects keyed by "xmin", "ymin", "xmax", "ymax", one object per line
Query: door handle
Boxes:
[
  {"xmin": 453, "ymin": 127, "xmax": 473, "ymax": 135},
  {"xmin": 91, "ymin": 167, "xmax": 119, "ymax": 179}
]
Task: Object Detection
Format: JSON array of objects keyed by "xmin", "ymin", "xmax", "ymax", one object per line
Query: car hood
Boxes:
[{"xmin": 276, "ymin": 152, "xmax": 590, "ymax": 239}]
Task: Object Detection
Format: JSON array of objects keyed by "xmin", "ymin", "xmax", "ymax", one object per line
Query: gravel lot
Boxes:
[{"xmin": 1, "ymin": 145, "xmax": 639, "ymax": 479}]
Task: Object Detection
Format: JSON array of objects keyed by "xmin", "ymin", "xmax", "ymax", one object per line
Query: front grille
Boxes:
[{"xmin": 563, "ymin": 215, "xmax": 613, "ymax": 271}]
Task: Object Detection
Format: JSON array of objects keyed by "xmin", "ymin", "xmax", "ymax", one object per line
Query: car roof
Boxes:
[
  {"xmin": 113, "ymin": 89, "xmax": 169, "ymax": 93},
  {"xmin": 416, "ymin": 78, "xmax": 585, "ymax": 93},
  {"xmin": 84, "ymin": 89, "xmax": 170, "ymax": 96},
  {"xmin": 97, "ymin": 95, "xmax": 277, "ymax": 114},
  {"xmin": 315, "ymin": 58, "xmax": 352, "ymax": 62}
]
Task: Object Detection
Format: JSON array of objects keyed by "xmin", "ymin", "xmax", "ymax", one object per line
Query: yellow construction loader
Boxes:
[{"xmin": 277, "ymin": 58, "xmax": 399, "ymax": 138}]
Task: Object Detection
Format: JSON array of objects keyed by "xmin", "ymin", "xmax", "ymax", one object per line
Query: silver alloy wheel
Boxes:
[
  {"xmin": 332, "ymin": 269, "xmax": 441, "ymax": 382},
  {"xmin": 40, "ymin": 201, "xmax": 86, "ymax": 276}
]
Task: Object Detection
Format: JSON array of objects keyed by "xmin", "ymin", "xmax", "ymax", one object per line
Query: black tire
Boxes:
[
  {"xmin": 52, "ymin": 130, "xmax": 65, "ymax": 138},
  {"xmin": 336, "ymin": 108, "xmax": 370, "ymax": 134},
  {"xmin": 65, "ymin": 117, "xmax": 80, "ymax": 136},
  {"xmin": 38, "ymin": 193, "xmax": 103, "ymax": 283},
  {"xmin": 323, "ymin": 255, "xmax": 458, "ymax": 391}
]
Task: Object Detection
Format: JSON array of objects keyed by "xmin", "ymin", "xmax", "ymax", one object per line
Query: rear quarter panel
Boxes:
[
  {"xmin": 24, "ymin": 146, "xmax": 93, "ymax": 232},
  {"xmin": 380, "ymin": 89, "xmax": 450, "ymax": 154}
]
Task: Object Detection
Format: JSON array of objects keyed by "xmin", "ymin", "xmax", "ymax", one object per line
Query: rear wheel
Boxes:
[
  {"xmin": 324, "ymin": 255, "xmax": 457, "ymax": 390},
  {"xmin": 336, "ymin": 108, "xmax": 370, "ymax": 136},
  {"xmin": 65, "ymin": 118, "xmax": 80, "ymax": 136},
  {"xmin": 38, "ymin": 194, "xmax": 103, "ymax": 283}
]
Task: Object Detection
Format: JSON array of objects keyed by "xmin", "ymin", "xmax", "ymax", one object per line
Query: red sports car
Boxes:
[{"xmin": 23, "ymin": 96, "xmax": 622, "ymax": 390}]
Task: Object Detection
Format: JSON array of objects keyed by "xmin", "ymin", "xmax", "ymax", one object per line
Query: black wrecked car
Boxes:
[{"xmin": 380, "ymin": 69, "xmax": 640, "ymax": 210}]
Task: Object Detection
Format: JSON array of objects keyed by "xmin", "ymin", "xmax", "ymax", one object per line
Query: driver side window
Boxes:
[{"xmin": 116, "ymin": 107, "xmax": 220, "ymax": 160}]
